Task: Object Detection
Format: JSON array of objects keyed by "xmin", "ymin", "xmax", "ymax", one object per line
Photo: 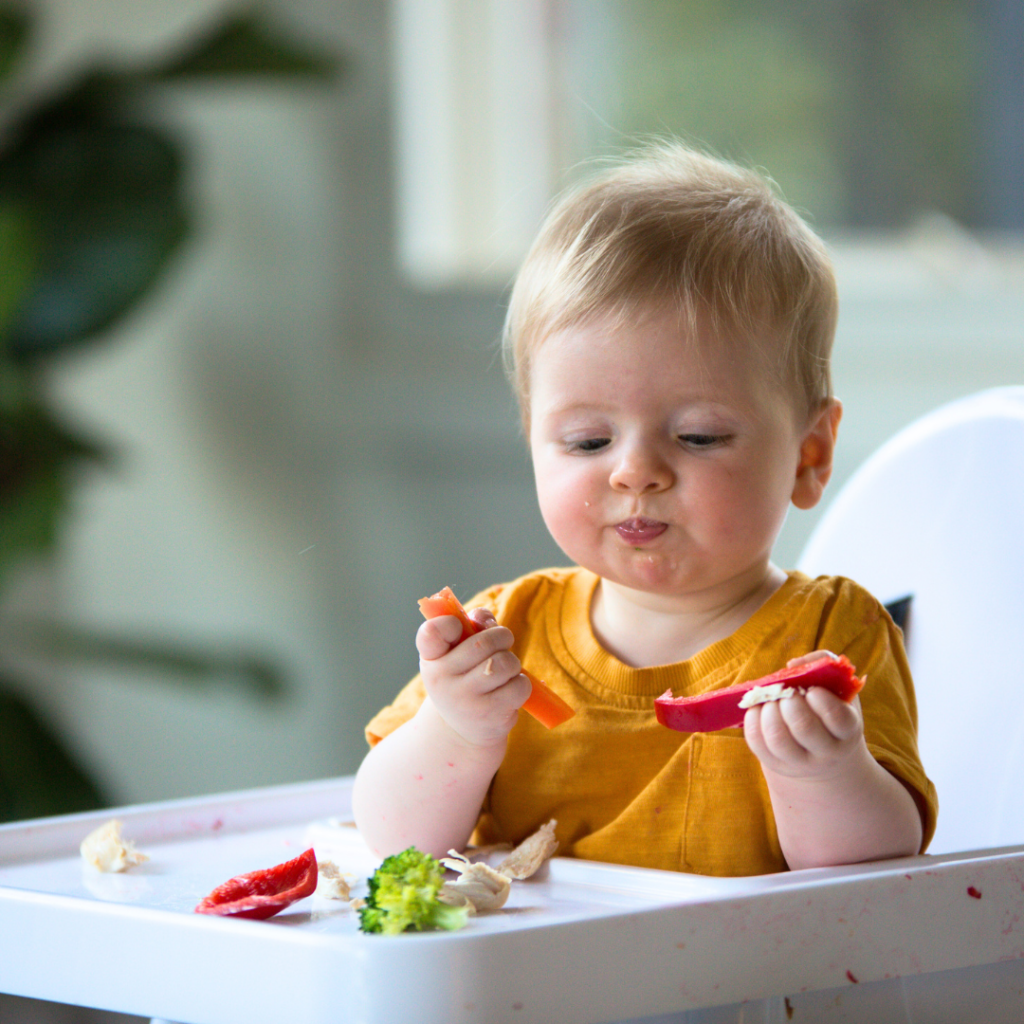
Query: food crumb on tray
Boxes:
[
  {"xmin": 316, "ymin": 859, "xmax": 362, "ymax": 905},
  {"xmin": 439, "ymin": 855, "xmax": 512, "ymax": 911},
  {"xmin": 496, "ymin": 819, "xmax": 559, "ymax": 880},
  {"xmin": 80, "ymin": 819, "xmax": 148, "ymax": 873},
  {"xmin": 438, "ymin": 818, "xmax": 560, "ymax": 914}
]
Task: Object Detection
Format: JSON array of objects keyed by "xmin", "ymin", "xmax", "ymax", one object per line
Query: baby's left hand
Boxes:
[{"xmin": 743, "ymin": 687, "xmax": 865, "ymax": 781}]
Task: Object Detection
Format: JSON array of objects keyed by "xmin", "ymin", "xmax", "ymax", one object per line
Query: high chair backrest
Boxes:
[{"xmin": 797, "ymin": 387, "xmax": 1024, "ymax": 857}]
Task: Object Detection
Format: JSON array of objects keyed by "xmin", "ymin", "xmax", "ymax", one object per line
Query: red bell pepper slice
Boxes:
[
  {"xmin": 655, "ymin": 653, "xmax": 864, "ymax": 733},
  {"xmin": 418, "ymin": 586, "xmax": 576, "ymax": 729},
  {"xmin": 194, "ymin": 847, "xmax": 318, "ymax": 920}
]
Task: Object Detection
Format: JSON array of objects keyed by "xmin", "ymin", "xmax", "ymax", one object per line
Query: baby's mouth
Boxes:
[{"xmin": 615, "ymin": 516, "xmax": 668, "ymax": 544}]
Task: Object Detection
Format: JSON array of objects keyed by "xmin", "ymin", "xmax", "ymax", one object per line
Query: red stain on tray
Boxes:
[
  {"xmin": 846, "ymin": 969, "xmax": 859, "ymax": 984},
  {"xmin": 967, "ymin": 886, "xmax": 982, "ymax": 899}
]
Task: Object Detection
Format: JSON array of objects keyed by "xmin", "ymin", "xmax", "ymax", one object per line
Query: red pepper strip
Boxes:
[
  {"xmin": 418, "ymin": 586, "xmax": 576, "ymax": 729},
  {"xmin": 194, "ymin": 848, "xmax": 318, "ymax": 920},
  {"xmin": 655, "ymin": 653, "xmax": 864, "ymax": 733}
]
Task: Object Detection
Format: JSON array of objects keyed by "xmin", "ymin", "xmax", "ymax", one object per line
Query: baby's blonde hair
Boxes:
[{"xmin": 502, "ymin": 143, "xmax": 838, "ymax": 424}]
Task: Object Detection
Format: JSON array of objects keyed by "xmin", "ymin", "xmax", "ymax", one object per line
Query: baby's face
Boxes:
[{"xmin": 528, "ymin": 307, "xmax": 810, "ymax": 605}]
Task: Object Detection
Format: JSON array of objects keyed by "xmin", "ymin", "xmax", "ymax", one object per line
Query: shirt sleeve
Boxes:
[
  {"xmin": 818, "ymin": 588, "xmax": 939, "ymax": 852},
  {"xmin": 364, "ymin": 674, "xmax": 427, "ymax": 747}
]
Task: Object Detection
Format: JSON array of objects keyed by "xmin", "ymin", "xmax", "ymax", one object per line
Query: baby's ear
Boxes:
[{"xmin": 791, "ymin": 399, "xmax": 842, "ymax": 510}]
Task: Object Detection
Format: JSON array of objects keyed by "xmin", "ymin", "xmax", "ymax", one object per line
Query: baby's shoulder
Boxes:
[
  {"xmin": 468, "ymin": 566, "xmax": 586, "ymax": 623},
  {"xmin": 784, "ymin": 571, "xmax": 896, "ymax": 648}
]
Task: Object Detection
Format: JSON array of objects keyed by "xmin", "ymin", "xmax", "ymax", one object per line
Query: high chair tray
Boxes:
[{"xmin": 1, "ymin": 776, "xmax": 1021, "ymax": 1023}]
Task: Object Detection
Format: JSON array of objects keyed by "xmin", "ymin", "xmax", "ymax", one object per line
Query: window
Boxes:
[{"xmin": 391, "ymin": 0, "xmax": 1022, "ymax": 288}]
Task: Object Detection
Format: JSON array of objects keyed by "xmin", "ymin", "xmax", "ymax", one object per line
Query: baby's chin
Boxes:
[
  {"xmin": 598, "ymin": 551, "xmax": 693, "ymax": 597},
  {"xmin": 561, "ymin": 537, "xmax": 715, "ymax": 598},
  {"xmin": 599, "ymin": 550, "xmax": 775, "ymax": 606}
]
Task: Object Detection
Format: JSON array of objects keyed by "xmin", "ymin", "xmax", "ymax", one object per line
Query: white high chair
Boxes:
[
  {"xmin": 797, "ymin": 386, "xmax": 1024, "ymax": 856},
  {"xmin": 136, "ymin": 389, "xmax": 1023, "ymax": 1024}
]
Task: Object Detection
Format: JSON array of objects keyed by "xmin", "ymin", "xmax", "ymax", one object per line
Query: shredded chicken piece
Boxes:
[
  {"xmin": 439, "ymin": 852, "xmax": 511, "ymax": 911},
  {"xmin": 497, "ymin": 819, "xmax": 559, "ymax": 880},
  {"xmin": 461, "ymin": 841, "xmax": 513, "ymax": 859},
  {"xmin": 80, "ymin": 819, "xmax": 148, "ymax": 873},
  {"xmin": 738, "ymin": 682, "xmax": 803, "ymax": 708},
  {"xmin": 315, "ymin": 859, "xmax": 353, "ymax": 900}
]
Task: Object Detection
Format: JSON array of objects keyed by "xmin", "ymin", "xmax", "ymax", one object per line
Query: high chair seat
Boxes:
[{"xmin": 797, "ymin": 386, "xmax": 1024, "ymax": 856}]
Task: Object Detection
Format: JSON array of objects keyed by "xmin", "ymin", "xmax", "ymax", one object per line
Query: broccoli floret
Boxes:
[{"xmin": 358, "ymin": 847, "xmax": 469, "ymax": 935}]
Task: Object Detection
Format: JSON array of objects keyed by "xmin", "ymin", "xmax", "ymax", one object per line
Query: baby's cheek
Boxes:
[
  {"xmin": 536, "ymin": 474, "xmax": 586, "ymax": 533},
  {"xmin": 538, "ymin": 495, "xmax": 585, "ymax": 555}
]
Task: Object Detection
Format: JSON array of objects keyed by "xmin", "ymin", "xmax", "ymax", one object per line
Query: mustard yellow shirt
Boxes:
[{"xmin": 365, "ymin": 568, "xmax": 938, "ymax": 876}]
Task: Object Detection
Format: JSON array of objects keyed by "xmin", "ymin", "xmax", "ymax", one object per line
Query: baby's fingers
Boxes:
[
  {"xmin": 468, "ymin": 648, "xmax": 525, "ymax": 695},
  {"xmin": 745, "ymin": 701, "xmax": 810, "ymax": 765},
  {"xmin": 785, "ymin": 649, "xmax": 837, "ymax": 669},
  {"xmin": 469, "ymin": 606, "xmax": 497, "ymax": 629},
  {"xmin": 772, "ymin": 691, "xmax": 860, "ymax": 757},
  {"xmin": 805, "ymin": 688, "xmax": 862, "ymax": 743},
  {"xmin": 416, "ymin": 615, "xmax": 467, "ymax": 660},
  {"xmin": 418, "ymin": 615, "xmax": 519, "ymax": 684}
]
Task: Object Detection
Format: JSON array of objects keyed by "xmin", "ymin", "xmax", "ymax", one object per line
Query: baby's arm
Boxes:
[
  {"xmin": 352, "ymin": 609, "xmax": 531, "ymax": 859},
  {"xmin": 744, "ymin": 687, "xmax": 923, "ymax": 870}
]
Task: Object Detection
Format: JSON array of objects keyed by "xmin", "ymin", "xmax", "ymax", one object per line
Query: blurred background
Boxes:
[
  {"xmin": 2, "ymin": 0, "xmax": 1023, "ymax": 832},
  {"xmin": 0, "ymin": 0, "xmax": 1021, "ymax": 1018}
]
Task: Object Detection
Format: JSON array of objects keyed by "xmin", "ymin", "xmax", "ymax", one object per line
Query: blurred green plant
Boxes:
[{"xmin": 0, "ymin": 4, "xmax": 340, "ymax": 822}]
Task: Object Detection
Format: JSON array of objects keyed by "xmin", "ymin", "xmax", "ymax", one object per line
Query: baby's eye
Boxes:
[
  {"xmin": 679, "ymin": 433, "xmax": 726, "ymax": 449},
  {"xmin": 566, "ymin": 437, "xmax": 611, "ymax": 453}
]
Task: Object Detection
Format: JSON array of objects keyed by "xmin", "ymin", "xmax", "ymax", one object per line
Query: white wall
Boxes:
[
  {"xmin": 6, "ymin": 0, "xmax": 558, "ymax": 807},
  {"xmin": 6, "ymin": 0, "xmax": 1023, "ymax": 809}
]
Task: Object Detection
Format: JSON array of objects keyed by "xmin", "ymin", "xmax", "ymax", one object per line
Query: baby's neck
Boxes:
[{"xmin": 591, "ymin": 566, "xmax": 788, "ymax": 668}]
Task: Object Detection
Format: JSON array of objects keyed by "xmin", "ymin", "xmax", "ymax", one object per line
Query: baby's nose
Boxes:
[{"xmin": 609, "ymin": 444, "xmax": 673, "ymax": 493}]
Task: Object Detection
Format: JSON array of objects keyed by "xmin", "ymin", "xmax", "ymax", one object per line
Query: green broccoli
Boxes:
[{"xmin": 358, "ymin": 847, "xmax": 469, "ymax": 935}]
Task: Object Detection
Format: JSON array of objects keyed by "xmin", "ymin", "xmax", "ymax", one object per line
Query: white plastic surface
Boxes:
[
  {"xmin": 2, "ymin": 776, "xmax": 1024, "ymax": 1023},
  {"xmin": 798, "ymin": 386, "xmax": 1024, "ymax": 856}
]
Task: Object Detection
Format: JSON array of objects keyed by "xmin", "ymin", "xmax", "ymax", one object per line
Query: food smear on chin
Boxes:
[{"xmin": 80, "ymin": 819, "xmax": 149, "ymax": 873}]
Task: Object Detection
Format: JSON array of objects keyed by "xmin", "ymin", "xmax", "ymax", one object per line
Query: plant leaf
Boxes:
[
  {"xmin": 0, "ymin": 113, "xmax": 189, "ymax": 360},
  {"xmin": 0, "ymin": 456, "xmax": 65, "ymax": 583},
  {"xmin": 0, "ymin": 4, "xmax": 29, "ymax": 89},
  {"xmin": 0, "ymin": 401, "xmax": 108, "ymax": 589},
  {"xmin": 0, "ymin": 200, "xmax": 38, "ymax": 341},
  {"xmin": 3, "ymin": 621, "xmax": 287, "ymax": 701},
  {"xmin": 0, "ymin": 682, "xmax": 106, "ymax": 824},
  {"xmin": 149, "ymin": 9, "xmax": 340, "ymax": 81},
  {"xmin": 0, "ymin": 7, "xmax": 339, "ymax": 361}
]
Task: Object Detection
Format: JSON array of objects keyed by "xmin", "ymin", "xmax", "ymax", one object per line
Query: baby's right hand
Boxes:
[{"xmin": 415, "ymin": 608, "xmax": 532, "ymax": 749}]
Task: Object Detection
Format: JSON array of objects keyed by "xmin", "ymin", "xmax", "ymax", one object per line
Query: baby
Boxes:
[{"xmin": 353, "ymin": 143, "xmax": 937, "ymax": 876}]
